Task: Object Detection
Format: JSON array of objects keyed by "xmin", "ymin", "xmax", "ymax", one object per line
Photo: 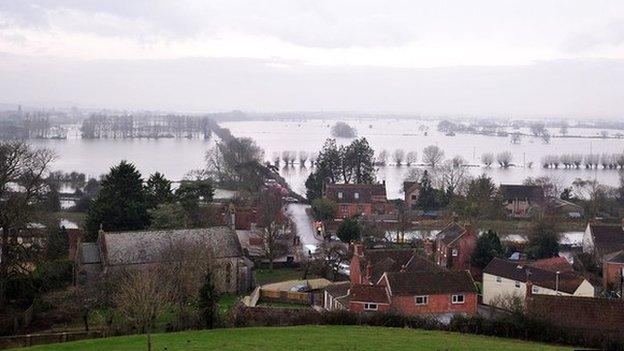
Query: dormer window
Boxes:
[{"xmin": 452, "ymin": 249, "xmax": 458, "ymax": 256}]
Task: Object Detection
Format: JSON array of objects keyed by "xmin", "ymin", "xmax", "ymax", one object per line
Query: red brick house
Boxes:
[
  {"xmin": 602, "ymin": 250, "xmax": 624, "ymax": 292},
  {"xmin": 325, "ymin": 244, "xmax": 478, "ymax": 320},
  {"xmin": 434, "ymin": 222, "xmax": 477, "ymax": 272},
  {"xmin": 583, "ymin": 222, "xmax": 624, "ymax": 262},
  {"xmin": 324, "ymin": 183, "xmax": 394, "ymax": 219},
  {"xmin": 499, "ymin": 184, "xmax": 545, "ymax": 218}
]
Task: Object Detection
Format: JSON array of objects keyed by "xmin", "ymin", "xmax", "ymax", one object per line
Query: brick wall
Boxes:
[
  {"xmin": 390, "ymin": 293, "xmax": 477, "ymax": 316},
  {"xmin": 349, "ymin": 301, "xmax": 390, "ymax": 313},
  {"xmin": 603, "ymin": 261, "xmax": 624, "ymax": 290}
]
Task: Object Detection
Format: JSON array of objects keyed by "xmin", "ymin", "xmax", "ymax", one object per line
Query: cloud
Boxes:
[{"xmin": 561, "ymin": 18, "xmax": 624, "ymax": 53}]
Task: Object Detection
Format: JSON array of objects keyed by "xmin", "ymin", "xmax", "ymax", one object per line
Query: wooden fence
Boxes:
[{"xmin": 259, "ymin": 289, "xmax": 311, "ymax": 305}]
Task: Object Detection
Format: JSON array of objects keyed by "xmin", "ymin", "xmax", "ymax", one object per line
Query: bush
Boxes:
[{"xmin": 34, "ymin": 259, "xmax": 74, "ymax": 292}]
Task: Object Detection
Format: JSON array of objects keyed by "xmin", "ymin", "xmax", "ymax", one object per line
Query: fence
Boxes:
[
  {"xmin": 0, "ymin": 330, "xmax": 104, "ymax": 349},
  {"xmin": 259, "ymin": 289, "xmax": 311, "ymax": 305}
]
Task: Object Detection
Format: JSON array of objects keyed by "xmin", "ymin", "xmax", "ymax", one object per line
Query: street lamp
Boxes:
[{"xmin": 555, "ymin": 271, "xmax": 560, "ymax": 295}]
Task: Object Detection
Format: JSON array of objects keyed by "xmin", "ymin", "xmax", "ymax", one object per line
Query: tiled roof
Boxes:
[
  {"xmin": 403, "ymin": 181, "xmax": 419, "ymax": 194},
  {"xmin": 349, "ymin": 284, "xmax": 390, "ymax": 304},
  {"xmin": 589, "ymin": 224, "xmax": 624, "ymax": 258},
  {"xmin": 385, "ymin": 270, "xmax": 477, "ymax": 296},
  {"xmin": 436, "ymin": 222, "xmax": 468, "ymax": 246},
  {"xmin": 324, "ymin": 183, "xmax": 387, "ymax": 203},
  {"xmin": 483, "ymin": 258, "xmax": 587, "ymax": 294},
  {"xmin": 102, "ymin": 227, "xmax": 242, "ymax": 266},
  {"xmin": 527, "ymin": 295, "xmax": 624, "ymax": 333},
  {"xmin": 528, "ymin": 257, "xmax": 573, "ymax": 272},
  {"xmin": 325, "ymin": 281, "xmax": 351, "ymax": 298},
  {"xmin": 604, "ymin": 250, "xmax": 624, "ymax": 264},
  {"xmin": 499, "ymin": 184, "xmax": 545, "ymax": 202},
  {"xmin": 360, "ymin": 248, "xmax": 415, "ymax": 282}
]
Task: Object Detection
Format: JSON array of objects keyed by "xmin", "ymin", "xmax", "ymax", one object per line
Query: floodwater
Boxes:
[{"xmin": 27, "ymin": 118, "xmax": 624, "ymax": 199}]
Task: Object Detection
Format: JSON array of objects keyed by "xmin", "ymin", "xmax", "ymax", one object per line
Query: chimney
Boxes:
[
  {"xmin": 353, "ymin": 243, "xmax": 364, "ymax": 257},
  {"xmin": 525, "ymin": 280, "xmax": 533, "ymax": 298},
  {"xmin": 366, "ymin": 263, "xmax": 372, "ymax": 283}
]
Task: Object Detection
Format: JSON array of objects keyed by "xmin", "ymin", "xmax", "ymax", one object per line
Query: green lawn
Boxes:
[{"xmin": 14, "ymin": 325, "xmax": 571, "ymax": 351}]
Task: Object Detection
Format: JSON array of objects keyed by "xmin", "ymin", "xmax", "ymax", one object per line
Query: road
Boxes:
[{"xmin": 286, "ymin": 203, "xmax": 322, "ymax": 255}]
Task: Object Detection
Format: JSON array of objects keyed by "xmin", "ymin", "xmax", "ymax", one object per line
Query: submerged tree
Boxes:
[{"xmin": 422, "ymin": 145, "xmax": 445, "ymax": 168}]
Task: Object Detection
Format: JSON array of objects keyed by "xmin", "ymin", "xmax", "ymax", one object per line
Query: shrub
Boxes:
[{"xmin": 34, "ymin": 259, "xmax": 74, "ymax": 292}]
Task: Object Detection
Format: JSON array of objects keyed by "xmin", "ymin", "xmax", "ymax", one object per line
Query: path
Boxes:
[{"xmin": 286, "ymin": 203, "xmax": 321, "ymax": 255}]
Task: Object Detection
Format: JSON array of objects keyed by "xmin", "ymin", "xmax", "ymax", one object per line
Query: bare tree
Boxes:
[
  {"xmin": 116, "ymin": 266, "xmax": 173, "ymax": 350},
  {"xmin": 256, "ymin": 187, "xmax": 288, "ymax": 271},
  {"xmin": 0, "ymin": 141, "xmax": 56, "ymax": 307},
  {"xmin": 422, "ymin": 145, "xmax": 445, "ymax": 168},
  {"xmin": 393, "ymin": 149, "xmax": 405, "ymax": 166},
  {"xmin": 450, "ymin": 155, "xmax": 466, "ymax": 168},
  {"xmin": 541, "ymin": 130, "xmax": 551, "ymax": 144},
  {"xmin": 272, "ymin": 152, "xmax": 280, "ymax": 167},
  {"xmin": 432, "ymin": 160, "xmax": 471, "ymax": 194},
  {"xmin": 510, "ymin": 132, "xmax": 522, "ymax": 144},
  {"xmin": 496, "ymin": 151, "xmax": 513, "ymax": 168},
  {"xmin": 298, "ymin": 151, "xmax": 308, "ymax": 166},
  {"xmin": 405, "ymin": 151, "xmax": 418, "ymax": 166},
  {"xmin": 376, "ymin": 150, "xmax": 388, "ymax": 166},
  {"xmin": 307, "ymin": 241, "xmax": 348, "ymax": 280},
  {"xmin": 308, "ymin": 151, "xmax": 317, "ymax": 166},
  {"xmin": 481, "ymin": 153, "xmax": 494, "ymax": 167}
]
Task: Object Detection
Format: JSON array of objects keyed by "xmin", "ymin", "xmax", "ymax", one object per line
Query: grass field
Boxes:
[{"xmin": 14, "ymin": 325, "xmax": 571, "ymax": 351}]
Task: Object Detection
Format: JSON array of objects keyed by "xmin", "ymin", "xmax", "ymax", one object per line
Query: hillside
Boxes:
[{"xmin": 14, "ymin": 325, "xmax": 571, "ymax": 351}]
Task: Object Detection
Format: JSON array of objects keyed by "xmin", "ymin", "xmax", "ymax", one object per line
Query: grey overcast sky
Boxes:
[{"xmin": 1, "ymin": 0, "xmax": 623, "ymax": 117}]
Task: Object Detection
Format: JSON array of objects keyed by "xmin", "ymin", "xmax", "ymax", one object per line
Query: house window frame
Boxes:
[
  {"xmin": 415, "ymin": 295, "xmax": 429, "ymax": 305},
  {"xmin": 363, "ymin": 303, "xmax": 378, "ymax": 311},
  {"xmin": 451, "ymin": 249, "xmax": 458, "ymax": 257},
  {"xmin": 514, "ymin": 281, "xmax": 521, "ymax": 288},
  {"xmin": 496, "ymin": 276, "xmax": 502, "ymax": 283},
  {"xmin": 337, "ymin": 192, "xmax": 343, "ymax": 199},
  {"xmin": 354, "ymin": 192, "xmax": 359, "ymax": 200},
  {"xmin": 451, "ymin": 294, "xmax": 465, "ymax": 304}
]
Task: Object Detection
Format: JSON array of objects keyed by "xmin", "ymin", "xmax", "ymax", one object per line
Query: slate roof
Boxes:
[
  {"xmin": 588, "ymin": 224, "xmax": 624, "ymax": 258},
  {"xmin": 385, "ymin": 270, "xmax": 477, "ymax": 296},
  {"xmin": 604, "ymin": 250, "xmax": 624, "ymax": 264},
  {"xmin": 483, "ymin": 258, "xmax": 587, "ymax": 294},
  {"xmin": 101, "ymin": 227, "xmax": 242, "ymax": 266},
  {"xmin": 499, "ymin": 184, "xmax": 545, "ymax": 202},
  {"xmin": 403, "ymin": 181, "xmax": 419, "ymax": 194},
  {"xmin": 80, "ymin": 242, "xmax": 101, "ymax": 264},
  {"xmin": 349, "ymin": 284, "xmax": 390, "ymax": 303},
  {"xmin": 436, "ymin": 222, "xmax": 468, "ymax": 246},
  {"xmin": 324, "ymin": 183, "xmax": 387, "ymax": 203}
]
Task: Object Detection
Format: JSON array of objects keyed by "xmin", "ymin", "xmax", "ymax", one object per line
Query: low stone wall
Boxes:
[{"xmin": 0, "ymin": 330, "xmax": 104, "ymax": 349}]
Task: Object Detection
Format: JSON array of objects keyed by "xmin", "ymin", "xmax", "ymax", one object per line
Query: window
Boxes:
[
  {"xmin": 514, "ymin": 281, "xmax": 521, "ymax": 288},
  {"xmin": 363, "ymin": 303, "xmax": 378, "ymax": 311},
  {"xmin": 337, "ymin": 192, "xmax": 343, "ymax": 199},
  {"xmin": 415, "ymin": 295, "xmax": 428, "ymax": 305},
  {"xmin": 496, "ymin": 276, "xmax": 502, "ymax": 283},
  {"xmin": 411, "ymin": 194, "xmax": 417, "ymax": 200},
  {"xmin": 354, "ymin": 192, "xmax": 359, "ymax": 199},
  {"xmin": 451, "ymin": 249, "xmax": 458, "ymax": 256},
  {"xmin": 452, "ymin": 294, "xmax": 465, "ymax": 304},
  {"xmin": 532, "ymin": 286, "xmax": 539, "ymax": 294}
]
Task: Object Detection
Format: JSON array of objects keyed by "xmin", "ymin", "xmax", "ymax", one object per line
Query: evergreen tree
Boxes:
[
  {"xmin": 470, "ymin": 230, "xmax": 505, "ymax": 269},
  {"xmin": 144, "ymin": 172, "xmax": 174, "ymax": 208},
  {"xmin": 85, "ymin": 161, "xmax": 150, "ymax": 241},
  {"xmin": 416, "ymin": 171, "xmax": 437, "ymax": 211},
  {"xmin": 342, "ymin": 137, "xmax": 376, "ymax": 184},
  {"xmin": 198, "ymin": 270, "xmax": 218, "ymax": 329},
  {"xmin": 526, "ymin": 219, "xmax": 560, "ymax": 259},
  {"xmin": 46, "ymin": 225, "xmax": 69, "ymax": 260},
  {"xmin": 336, "ymin": 218, "xmax": 362, "ymax": 243}
]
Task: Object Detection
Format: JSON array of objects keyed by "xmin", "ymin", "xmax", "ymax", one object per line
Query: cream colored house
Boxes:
[{"xmin": 482, "ymin": 258, "xmax": 594, "ymax": 306}]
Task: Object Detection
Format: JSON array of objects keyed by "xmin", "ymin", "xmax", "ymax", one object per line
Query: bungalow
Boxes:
[
  {"xmin": 434, "ymin": 222, "xmax": 477, "ymax": 271},
  {"xmin": 324, "ymin": 183, "xmax": 394, "ymax": 219},
  {"xmin": 482, "ymin": 258, "xmax": 594, "ymax": 306},
  {"xmin": 582, "ymin": 222, "xmax": 624, "ymax": 262},
  {"xmin": 499, "ymin": 184, "xmax": 545, "ymax": 218},
  {"xmin": 75, "ymin": 227, "xmax": 254, "ymax": 294}
]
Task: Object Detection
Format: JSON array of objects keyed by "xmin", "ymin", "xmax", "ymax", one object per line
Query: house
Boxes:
[
  {"xmin": 434, "ymin": 222, "xmax": 477, "ymax": 271},
  {"xmin": 526, "ymin": 294, "xmax": 624, "ymax": 338},
  {"xmin": 325, "ymin": 244, "xmax": 478, "ymax": 320},
  {"xmin": 527, "ymin": 256, "xmax": 574, "ymax": 273},
  {"xmin": 602, "ymin": 250, "xmax": 624, "ymax": 292},
  {"xmin": 75, "ymin": 227, "xmax": 254, "ymax": 294},
  {"xmin": 582, "ymin": 222, "xmax": 624, "ymax": 262},
  {"xmin": 499, "ymin": 184, "xmax": 545, "ymax": 218},
  {"xmin": 324, "ymin": 183, "xmax": 394, "ymax": 219},
  {"xmin": 549, "ymin": 198, "xmax": 584, "ymax": 218},
  {"xmin": 482, "ymin": 258, "xmax": 594, "ymax": 306},
  {"xmin": 403, "ymin": 181, "xmax": 420, "ymax": 210}
]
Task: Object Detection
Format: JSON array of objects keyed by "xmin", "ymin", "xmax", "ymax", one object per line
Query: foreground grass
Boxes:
[{"xmin": 15, "ymin": 325, "xmax": 571, "ymax": 351}]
